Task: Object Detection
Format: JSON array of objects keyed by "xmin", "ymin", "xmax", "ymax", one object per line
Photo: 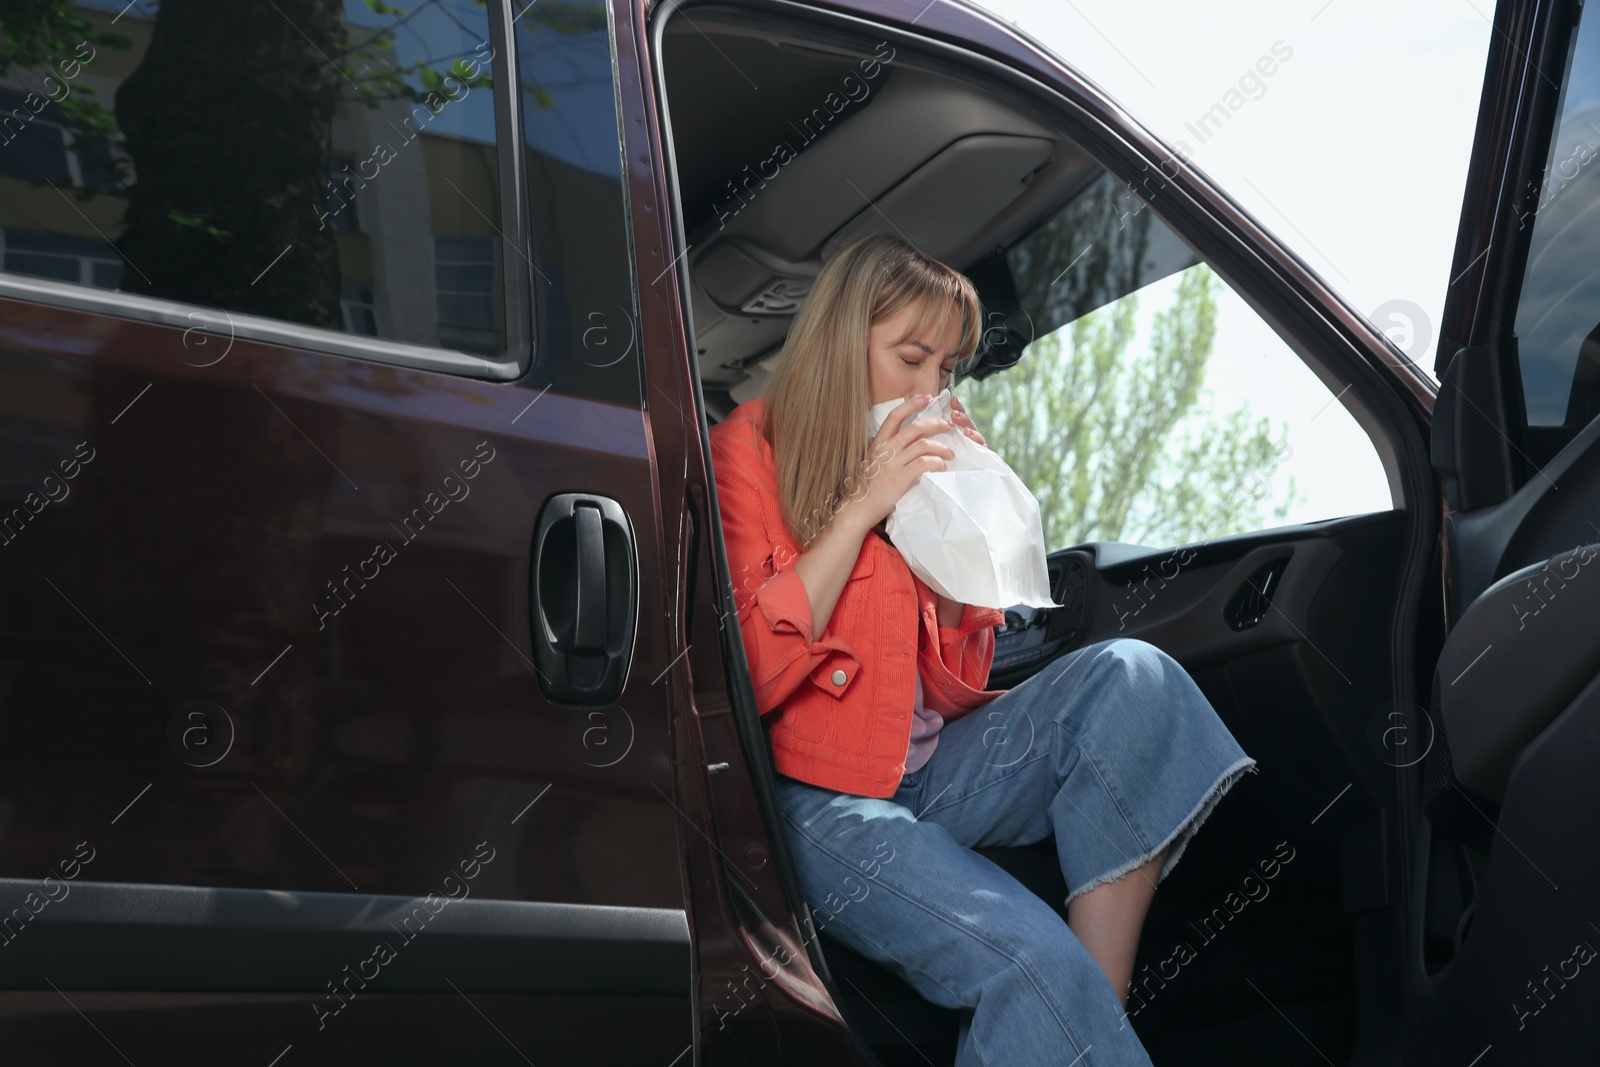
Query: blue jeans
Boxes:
[{"xmin": 774, "ymin": 637, "xmax": 1257, "ymax": 1067}]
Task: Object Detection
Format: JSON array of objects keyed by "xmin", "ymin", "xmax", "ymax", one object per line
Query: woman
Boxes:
[{"xmin": 708, "ymin": 232, "xmax": 1256, "ymax": 1066}]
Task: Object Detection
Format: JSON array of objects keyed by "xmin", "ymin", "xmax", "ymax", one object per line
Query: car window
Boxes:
[
  {"xmin": 0, "ymin": 0, "xmax": 507, "ymax": 363},
  {"xmin": 957, "ymin": 172, "xmax": 1392, "ymax": 550},
  {"xmin": 514, "ymin": 0, "xmax": 642, "ymax": 405},
  {"xmin": 1511, "ymin": 6, "xmax": 1600, "ymax": 438}
]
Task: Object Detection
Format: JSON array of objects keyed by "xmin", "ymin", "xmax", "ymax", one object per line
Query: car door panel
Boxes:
[
  {"xmin": 0, "ymin": 225, "xmax": 688, "ymax": 1067},
  {"xmin": 0, "ymin": 306, "xmax": 679, "ymax": 899},
  {"xmin": 1004, "ymin": 513, "xmax": 1410, "ymax": 860},
  {"xmin": 0, "ymin": 0, "xmax": 707, "ymax": 1054},
  {"xmin": 991, "ymin": 514, "xmax": 1400, "ymax": 685},
  {"xmin": 0, "ymin": 0, "xmax": 700, "ymax": 1060}
]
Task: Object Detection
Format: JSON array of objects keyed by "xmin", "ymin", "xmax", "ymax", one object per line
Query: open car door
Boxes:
[{"xmin": 1419, "ymin": 0, "xmax": 1600, "ymax": 1060}]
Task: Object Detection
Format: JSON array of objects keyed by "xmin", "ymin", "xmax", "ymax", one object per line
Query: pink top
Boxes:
[{"xmin": 904, "ymin": 671, "xmax": 945, "ymax": 774}]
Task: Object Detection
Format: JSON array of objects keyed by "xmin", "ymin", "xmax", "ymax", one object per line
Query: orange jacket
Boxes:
[{"xmin": 709, "ymin": 397, "xmax": 1008, "ymax": 798}]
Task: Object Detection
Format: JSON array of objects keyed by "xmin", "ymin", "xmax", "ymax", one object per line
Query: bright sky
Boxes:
[
  {"xmin": 973, "ymin": 0, "xmax": 1492, "ymax": 382},
  {"xmin": 970, "ymin": 0, "xmax": 1493, "ymax": 532}
]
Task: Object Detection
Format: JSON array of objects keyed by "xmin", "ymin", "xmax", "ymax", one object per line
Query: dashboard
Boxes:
[{"xmin": 989, "ymin": 551, "xmax": 1090, "ymax": 682}]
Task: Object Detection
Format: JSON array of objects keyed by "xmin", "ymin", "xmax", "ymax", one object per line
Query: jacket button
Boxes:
[{"xmin": 831, "ymin": 669, "xmax": 847, "ymax": 686}]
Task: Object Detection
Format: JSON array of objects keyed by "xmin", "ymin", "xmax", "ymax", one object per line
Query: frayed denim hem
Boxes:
[{"xmin": 1062, "ymin": 756, "xmax": 1259, "ymax": 908}]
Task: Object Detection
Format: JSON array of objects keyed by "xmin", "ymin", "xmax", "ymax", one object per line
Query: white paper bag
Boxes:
[{"xmin": 867, "ymin": 389, "xmax": 1057, "ymax": 610}]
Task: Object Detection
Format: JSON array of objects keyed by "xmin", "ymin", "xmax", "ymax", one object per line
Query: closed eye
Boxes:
[{"xmin": 903, "ymin": 356, "xmax": 958, "ymax": 384}]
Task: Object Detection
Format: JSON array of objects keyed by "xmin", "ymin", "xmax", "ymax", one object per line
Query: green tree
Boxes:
[
  {"xmin": 0, "ymin": 0, "xmax": 129, "ymax": 185},
  {"xmin": 960, "ymin": 262, "xmax": 1301, "ymax": 550}
]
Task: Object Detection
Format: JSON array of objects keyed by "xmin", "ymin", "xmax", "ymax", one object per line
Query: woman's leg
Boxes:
[
  {"xmin": 1066, "ymin": 845, "xmax": 1167, "ymax": 1006},
  {"xmin": 774, "ymin": 773, "xmax": 1154, "ymax": 1067},
  {"xmin": 905, "ymin": 637, "xmax": 1256, "ymax": 1006}
]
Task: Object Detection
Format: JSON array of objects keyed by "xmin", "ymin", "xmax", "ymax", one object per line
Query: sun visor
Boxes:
[{"xmin": 820, "ymin": 134, "xmax": 1055, "ymax": 263}]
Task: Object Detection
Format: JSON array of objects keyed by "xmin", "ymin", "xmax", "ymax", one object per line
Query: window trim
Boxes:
[
  {"xmin": 491, "ymin": 0, "xmax": 534, "ymax": 378},
  {"xmin": 0, "ymin": 0, "xmax": 532, "ymax": 383},
  {"xmin": 1506, "ymin": 9, "xmax": 1597, "ymax": 439},
  {"xmin": 0, "ymin": 877, "xmax": 689, "ymax": 995},
  {"xmin": 0, "ymin": 271, "xmax": 523, "ymax": 379}
]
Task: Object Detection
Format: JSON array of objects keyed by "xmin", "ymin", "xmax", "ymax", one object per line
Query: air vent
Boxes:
[
  {"xmin": 1044, "ymin": 555, "xmax": 1088, "ymax": 644},
  {"xmin": 1224, "ymin": 559, "xmax": 1288, "ymax": 631}
]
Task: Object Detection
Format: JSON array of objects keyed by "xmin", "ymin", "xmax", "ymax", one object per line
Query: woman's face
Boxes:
[{"xmin": 865, "ymin": 298, "xmax": 962, "ymax": 406}]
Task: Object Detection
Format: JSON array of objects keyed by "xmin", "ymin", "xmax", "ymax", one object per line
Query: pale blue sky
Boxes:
[
  {"xmin": 973, "ymin": 0, "xmax": 1495, "ymax": 531},
  {"xmin": 975, "ymin": 0, "xmax": 1493, "ymax": 383}
]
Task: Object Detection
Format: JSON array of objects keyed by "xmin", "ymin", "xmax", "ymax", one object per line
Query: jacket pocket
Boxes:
[{"xmin": 807, "ymin": 643, "xmax": 863, "ymax": 701}]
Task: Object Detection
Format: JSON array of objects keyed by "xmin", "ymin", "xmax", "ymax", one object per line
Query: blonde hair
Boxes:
[{"xmin": 761, "ymin": 233, "xmax": 981, "ymax": 549}]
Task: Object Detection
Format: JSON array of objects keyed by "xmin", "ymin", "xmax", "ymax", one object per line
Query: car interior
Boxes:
[{"xmin": 657, "ymin": 8, "xmax": 1440, "ymax": 1065}]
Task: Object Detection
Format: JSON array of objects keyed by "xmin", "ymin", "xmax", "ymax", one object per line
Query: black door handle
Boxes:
[
  {"xmin": 572, "ymin": 503, "xmax": 607, "ymax": 656},
  {"xmin": 532, "ymin": 493, "xmax": 637, "ymax": 704}
]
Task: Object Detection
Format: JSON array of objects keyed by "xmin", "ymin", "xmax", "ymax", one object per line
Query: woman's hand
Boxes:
[
  {"xmin": 949, "ymin": 393, "xmax": 985, "ymax": 447},
  {"xmin": 838, "ymin": 392, "xmax": 956, "ymax": 534},
  {"xmin": 790, "ymin": 393, "xmax": 951, "ymax": 637}
]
